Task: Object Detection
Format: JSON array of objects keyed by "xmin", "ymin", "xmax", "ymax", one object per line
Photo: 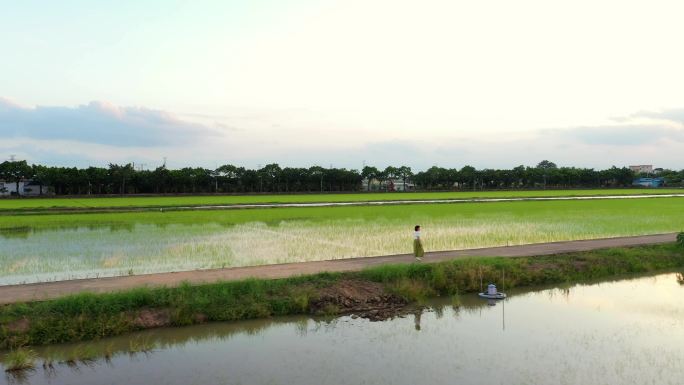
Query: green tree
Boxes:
[
  {"xmin": 459, "ymin": 165, "xmax": 476, "ymax": 190},
  {"xmin": 0, "ymin": 160, "xmax": 32, "ymax": 196},
  {"xmin": 361, "ymin": 166, "xmax": 379, "ymax": 191},
  {"xmin": 309, "ymin": 166, "xmax": 326, "ymax": 192},
  {"xmin": 108, "ymin": 163, "xmax": 135, "ymax": 194},
  {"xmin": 383, "ymin": 166, "xmax": 400, "ymax": 191},
  {"xmin": 536, "ymin": 160, "xmax": 557, "ymax": 188},
  {"xmin": 85, "ymin": 167, "xmax": 108, "ymax": 194},
  {"xmin": 398, "ymin": 166, "xmax": 413, "ymax": 191},
  {"xmin": 31, "ymin": 164, "xmax": 50, "ymax": 195},
  {"xmin": 259, "ymin": 163, "xmax": 283, "ymax": 192}
]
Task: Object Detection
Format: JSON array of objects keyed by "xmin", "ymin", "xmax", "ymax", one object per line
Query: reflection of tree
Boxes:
[
  {"xmin": 1, "ymin": 220, "xmax": 239, "ymax": 240},
  {"xmin": 0, "ymin": 226, "xmax": 32, "ymax": 239},
  {"xmin": 433, "ymin": 304, "xmax": 444, "ymax": 319},
  {"xmin": 294, "ymin": 318, "xmax": 310, "ymax": 337},
  {"xmin": 414, "ymin": 308, "xmax": 423, "ymax": 331},
  {"xmin": 106, "ymin": 223, "xmax": 136, "ymax": 233}
]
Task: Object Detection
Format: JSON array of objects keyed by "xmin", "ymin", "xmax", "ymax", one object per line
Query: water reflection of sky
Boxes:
[{"xmin": 4, "ymin": 272, "xmax": 684, "ymax": 385}]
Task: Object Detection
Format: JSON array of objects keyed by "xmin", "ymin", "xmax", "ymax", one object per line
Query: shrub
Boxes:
[
  {"xmin": 677, "ymin": 232, "xmax": 684, "ymax": 248},
  {"xmin": 3, "ymin": 348, "xmax": 37, "ymax": 372}
]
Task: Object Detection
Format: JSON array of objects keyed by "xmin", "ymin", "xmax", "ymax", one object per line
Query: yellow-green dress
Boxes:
[{"xmin": 413, "ymin": 236, "xmax": 424, "ymax": 258}]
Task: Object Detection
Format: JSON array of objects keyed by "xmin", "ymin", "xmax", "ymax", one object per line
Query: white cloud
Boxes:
[
  {"xmin": 632, "ymin": 108, "xmax": 684, "ymax": 126},
  {"xmin": 1, "ymin": 97, "xmax": 683, "ymax": 171},
  {"xmin": 542, "ymin": 109, "xmax": 684, "ymax": 146},
  {"xmin": 0, "ymin": 98, "xmax": 217, "ymax": 147}
]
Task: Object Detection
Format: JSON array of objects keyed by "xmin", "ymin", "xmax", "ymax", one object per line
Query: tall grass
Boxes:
[
  {"xmin": 3, "ymin": 348, "xmax": 37, "ymax": 372},
  {"xmin": 676, "ymin": 232, "xmax": 684, "ymax": 248}
]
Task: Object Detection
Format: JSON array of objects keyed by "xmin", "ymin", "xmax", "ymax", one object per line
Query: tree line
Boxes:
[{"xmin": 0, "ymin": 160, "xmax": 682, "ymax": 196}]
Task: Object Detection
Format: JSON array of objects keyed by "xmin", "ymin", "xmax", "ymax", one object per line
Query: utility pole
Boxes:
[{"xmin": 257, "ymin": 164, "xmax": 263, "ymax": 193}]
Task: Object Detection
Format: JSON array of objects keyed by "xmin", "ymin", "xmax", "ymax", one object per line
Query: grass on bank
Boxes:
[
  {"xmin": 1, "ymin": 243, "xmax": 683, "ymax": 349},
  {"xmin": 1, "ymin": 188, "xmax": 682, "ymax": 211}
]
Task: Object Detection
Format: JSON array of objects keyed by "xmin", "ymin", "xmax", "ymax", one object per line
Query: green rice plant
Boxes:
[
  {"xmin": 3, "ymin": 348, "xmax": 37, "ymax": 372},
  {"xmin": 3, "ymin": 197, "xmax": 684, "ymax": 285},
  {"xmin": 1, "ymin": 188, "xmax": 682, "ymax": 211}
]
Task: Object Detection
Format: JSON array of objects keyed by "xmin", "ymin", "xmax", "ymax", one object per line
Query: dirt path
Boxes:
[{"xmin": 0, "ymin": 233, "xmax": 676, "ymax": 305}]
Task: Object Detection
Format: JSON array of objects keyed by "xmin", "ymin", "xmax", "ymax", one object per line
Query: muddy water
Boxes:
[{"xmin": 3, "ymin": 272, "xmax": 684, "ymax": 385}]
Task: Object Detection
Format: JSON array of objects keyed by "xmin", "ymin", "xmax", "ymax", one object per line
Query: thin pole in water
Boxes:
[
  {"xmin": 502, "ymin": 269, "xmax": 505, "ymax": 292},
  {"xmin": 479, "ymin": 267, "xmax": 483, "ymax": 292},
  {"xmin": 502, "ymin": 298, "xmax": 506, "ymax": 331}
]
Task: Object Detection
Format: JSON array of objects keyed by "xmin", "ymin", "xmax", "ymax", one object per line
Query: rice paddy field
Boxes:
[
  {"xmin": 1, "ymin": 196, "xmax": 684, "ymax": 285},
  {"xmin": 0, "ymin": 188, "xmax": 682, "ymax": 211}
]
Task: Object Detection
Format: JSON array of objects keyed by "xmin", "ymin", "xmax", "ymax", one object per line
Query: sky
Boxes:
[{"xmin": 1, "ymin": 0, "xmax": 684, "ymax": 170}]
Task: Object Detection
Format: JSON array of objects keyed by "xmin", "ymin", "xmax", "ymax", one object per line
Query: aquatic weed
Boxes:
[{"xmin": 3, "ymin": 348, "xmax": 37, "ymax": 372}]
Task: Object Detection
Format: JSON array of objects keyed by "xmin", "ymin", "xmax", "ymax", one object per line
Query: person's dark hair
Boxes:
[{"xmin": 414, "ymin": 225, "xmax": 421, "ymax": 231}]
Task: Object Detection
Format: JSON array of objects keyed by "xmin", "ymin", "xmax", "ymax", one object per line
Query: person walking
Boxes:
[{"xmin": 413, "ymin": 225, "xmax": 424, "ymax": 261}]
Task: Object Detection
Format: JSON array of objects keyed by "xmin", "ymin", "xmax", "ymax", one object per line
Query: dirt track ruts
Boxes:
[{"xmin": 0, "ymin": 233, "xmax": 676, "ymax": 305}]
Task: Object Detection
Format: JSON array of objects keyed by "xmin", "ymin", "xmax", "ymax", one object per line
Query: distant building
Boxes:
[
  {"xmin": 0, "ymin": 180, "xmax": 51, "ymax": 196},
  {"xmin": 361, "ymin": 178, "xmax": 415, "ymax": 192},
  {"xmin": 632, "ymin": 177, "xmax": 665, "ymax": 188},
  {"xmin": 386, "ymin": 179, "xmax": 415, "ymax": 192},
  {"xmin": 629, "ymin": 165, "xmax": 653, "ymax": 174}
]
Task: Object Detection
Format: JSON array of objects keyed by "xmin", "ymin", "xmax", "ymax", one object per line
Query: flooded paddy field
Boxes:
[
  {"xmin": 3, "ymin": 272, "xmax": 683, "ymax": 385},
  {"xmin": 2, "ymin": 198, "xmax": 684, "ymax": 285}
]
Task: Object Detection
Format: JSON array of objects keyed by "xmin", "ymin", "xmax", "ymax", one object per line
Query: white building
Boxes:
[
  {"xmin": 386, "ymin": 179, "xmax": 415, "ymax": 192},
  {"xmin": 0, "ymin": 180, "xmax": 50, "ymax": 196},
  {"xmin": 361, "ymin": 178, "xmax": 415, "ymax": 192},
  {"xmin": 629, "ymin": 165, "xmax": 653, "ymax": 174}
]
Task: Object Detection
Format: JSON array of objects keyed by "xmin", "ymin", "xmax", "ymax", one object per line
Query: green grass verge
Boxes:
[
  {"xmin": 1, "ymin": 188, "xmax": 682, "ymax": 211},
  {"xmin": 1, "ymin": 243, "xmax": 683, "ymax": 348}
]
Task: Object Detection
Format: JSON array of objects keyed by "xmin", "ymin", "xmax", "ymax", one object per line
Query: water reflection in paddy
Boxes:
[{"xmin": 3, "ymin": 272, "xmax": 684, "ymax": 385}]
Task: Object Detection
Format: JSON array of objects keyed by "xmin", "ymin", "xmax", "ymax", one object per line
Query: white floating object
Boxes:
[{"xmin": 478, "ymin": 283, "xmax": 506, "ymax": 299}]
